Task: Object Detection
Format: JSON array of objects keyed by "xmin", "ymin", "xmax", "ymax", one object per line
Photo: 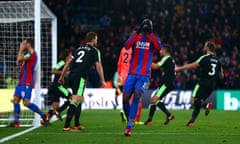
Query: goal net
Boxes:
[{"xmin": 0, "ymin": 0, "xmax": 57, "ymax": 127}]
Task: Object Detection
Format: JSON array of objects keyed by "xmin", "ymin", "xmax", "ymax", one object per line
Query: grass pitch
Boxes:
[{"xmin": 0, "ymin": 109, "xmax": 240, "ymax": 144}]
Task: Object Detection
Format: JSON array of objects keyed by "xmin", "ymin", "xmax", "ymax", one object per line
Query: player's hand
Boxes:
[
  {"xmin": 117, "ymin": 76, "xmax": 122, "ymax": 86},
  {"xmin": 100, "ymin": 81, "xmax": 107, "ymax": 87},
  {"xmin": 65, "ymin": 70, "xmax": 70, "ymax": 76},
  {"xmin": 136, "ymin": 22, "xmax": 144, "ymax": 34},
  {"xmin": 16, "ymin": 59, "xmax": 23, "ymax": 65},
  {"xmin": 190, "ymin": 97, "xmax": 195, "ymax": 104},
  {"xmin": 20, "ymin": 40, "xmax": 27, "ymax": 51},
  {"xmin": 58, "ymin": 77, "xmax": 64, "ymax": 85},
  {"xmin": 146, "ymin": 21, "xmax": 153, "ymax": 33}
]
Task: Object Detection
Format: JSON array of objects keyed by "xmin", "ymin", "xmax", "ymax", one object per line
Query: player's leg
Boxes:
[
  {"xmin": 64, "ymin": 99, "xmax": 79, "ymax": 131},
  {"xmin": 186, "ymin": 98, "xmax": 202, "ymax": 126},
  {"xmin": 186, "ymin": 84, "xmax": 202, "ymax": 127},
  {"xmin": 72, "ymin": 78, "xmax": 85, "ymax": 130},
  {"xmin": 47, "ymin": 87, "xmax": 59, "ymax": 120},
  {"xmin": 155, "ymin": 84, "xmax": 174, "ymax": 125},
  {"xmin": 57, "ymin": 100, "xmax": 70, "ymax": 114},
  {"xmin": 54, "ymin": 85, "xmax": 71, "ymax": 120},
  {"xmin": 74, "ymin": 103, "xmax": 85, "ymax": 130},
  {"xmin": 11, "ymin": 84, "xmax": 22, "ymax": 127},
  {"xmin": 144, "ymin": 101, "xmax": 158, "ymax": 126},
  {"xmin": 22, "ymin": 85, "xmax": 48, "ymax": 126},
  {"xmin": 115, "ymin": 86, "xmax": 122, "ymax": 108},
  {"xmin": 64, "ymin": 77, "xmax": 84, "ymax": 131},
  {"xmin": 124, "ymin": 75, "xmax": 149, "ymax": 136},
  {"xmin": 202, "ymin": 88, "xmax": 214, "ymax": 116},
  {"xmin": 135, "ymin": 100, "xmax": 143, "ymax": 125},
  {"xmin": 122, "ymin": 75, "xmax": 135, "ymax": 121},
  {"xmin": 124, "ymin": 92, "xmax": 141, "ymax": 136}
]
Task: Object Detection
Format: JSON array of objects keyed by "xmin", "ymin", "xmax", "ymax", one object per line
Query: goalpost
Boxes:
[{"xmin": 0, "ymin": 0, "xmax": 57, "ymax": 127}]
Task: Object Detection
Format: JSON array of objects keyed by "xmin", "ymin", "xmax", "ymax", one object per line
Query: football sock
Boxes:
[
  {"xmin": 190, "ymin": 100, "xmax": 202, "ymax": 122},
  {"xmin": 64, "ymin": 102, "xmax": 77, "ymax": 128},
  {"xmin": 57, "ymin": 100, "xmax": 70, "ymax": 113},
  {"xmin": 74, "ymin": 104, "xmax": 82, "ymax": 126},
  {"xmin": 123, "ymin": 102, "xmax": 130, "ymax": 119},
  {"xmin": 135, "ymin": 101, "xmax": 142, "ymax": 122},
  {"xmin": 47, "ymin": 109, "xmax": 54, "ymax": 118},
  {"xmin": 13, "ymin": 103, "xmax": 20, "ymax": 122},
  {"xmin": 115, "ymin": 97, "xmax": 119, "ymax": 106},
  {"xmin": 129, "ymin": 97, "xmax": 140, "ymax": 120},
  {"xmin": 127, "ymin": 121, "xmax": 133, "ymax": 128},
  {"xmin": 157, "ymin": 101, "xmax": 171, "ymax": 116},
  {"xmin": 27, "ymin": 103, "xmax": 44, "ymax": 116},
  {"xmin": 147, "ymin": 103, "xmax": 157, "ymax": 121}
]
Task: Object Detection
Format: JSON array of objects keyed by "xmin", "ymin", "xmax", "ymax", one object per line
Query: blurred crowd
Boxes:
[{"xmin": 1, "ymin": 0, "xmax": 239, "ymax": 90}]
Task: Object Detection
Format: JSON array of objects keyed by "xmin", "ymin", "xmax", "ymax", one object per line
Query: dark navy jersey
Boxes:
[
  {"xmin": 157, "ymin": 56, "xmax": 176, "ymax": 88},
  {"xmin": 52, "ymin": 60, "xmax": 65, "ymax": 85},
  {"xmin": 196, "ymin": 54, "xmax": 222, "ymax": 88},
  {"xmin": 70, "ymin": 44, "xmax": 100, "ymax": 78}
]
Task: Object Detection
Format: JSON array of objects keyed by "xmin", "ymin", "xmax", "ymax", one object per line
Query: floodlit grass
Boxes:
[{"xmin": 1, "ymin": 109, "xmax": 240, "ymax": 144}]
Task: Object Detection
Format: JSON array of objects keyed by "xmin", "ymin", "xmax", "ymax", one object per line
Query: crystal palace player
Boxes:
[
  {"xmin": 175, "ymin": 41, "xmax": 224, "ymax": 127},
  {"xmin": 123, "ymin": 19, "xmax": 163, "ymax": 136},
  {"xmin": 10, "ymin": 39, "xmax": 48, "ymax": 127},
  {"xmin": 145, "ymin": 44, "xmax": 175, "ymax": 126},
  {"xmin": 58, "ymin": 32, "xmax": 106, "ymax": 131},
  {"xmin": 115, "ymin": 46, "xmax": 143, "ymax": 125}
]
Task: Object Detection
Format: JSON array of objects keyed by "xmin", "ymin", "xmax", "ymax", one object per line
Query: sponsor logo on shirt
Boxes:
[{"xmin": 136, "ymin": 41, "xmax": 150, "ymax": 49}]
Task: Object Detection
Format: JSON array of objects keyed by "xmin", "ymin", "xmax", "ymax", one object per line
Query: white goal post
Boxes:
[{"xmin": 0, "ymin": 0, "xmax": 57, "ymax": 127}]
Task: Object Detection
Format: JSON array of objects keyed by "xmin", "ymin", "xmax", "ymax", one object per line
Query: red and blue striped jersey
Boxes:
[
  {"xmin": 19, "ymin": 51, "xmax": 37, "ymax": 86},
  {"xmin": 124, "ymin": 33, "xmax": 162, "ymax": 77}
]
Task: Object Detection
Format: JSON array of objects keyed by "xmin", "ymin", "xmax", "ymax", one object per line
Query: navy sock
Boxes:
[
  {"xmin": 147, "ymin": 104, "xmax": 157, "ymax": 121},
  {"xmin": 27, "ymin": 103, "xmax": 44, "ymax": 116},
  {"xmin": 129, "ymin": 97, "xmax": 140, "ymax": 120},
  {"xmin": 13, "ymin": 104, "xmax": 20, "ymax": 122},
  {"xmin": 64, "ymin": 103, "xmax": 77, "ymax": 128},
  {"xmin": 123, "ymin": 102, "xmax": 130, "ymax": 119}
]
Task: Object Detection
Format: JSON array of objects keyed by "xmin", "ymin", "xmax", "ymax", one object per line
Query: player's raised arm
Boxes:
[
  {"xmin": 124, "ymin": 33, "xmax": 137, "ymax": 49},
  {"xmin": 17, "ymin": 39, "xmax": 35, "ymax": 65},
  {"xmin": 175, "ymin": 62, "xmax": 199, "ymax": 72},
  {"xmin": 149, "ymin": 33, "xmax": 163, "ymax": 51}
]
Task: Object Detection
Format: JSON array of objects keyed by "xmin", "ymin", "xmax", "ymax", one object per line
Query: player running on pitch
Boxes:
[
  {"xmin": 175, "ymin": 41, "xmax": 224, "ymax": 127},
  {"xmin": 145, "ymin": 44, "xmax": 176, "ymax": 126}
]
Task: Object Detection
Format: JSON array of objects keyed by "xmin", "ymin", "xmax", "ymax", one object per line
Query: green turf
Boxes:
[{"xmin": 1, "ymin": 109, "xmax": 240, "ymax": 144}]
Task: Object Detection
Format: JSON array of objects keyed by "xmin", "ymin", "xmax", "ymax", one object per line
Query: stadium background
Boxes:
[
  {"xmin": 0, "ymin": 0, "xmax": 239, "ymax": 90},
  {"xmin": 44, "ymin": 0, "xmax": 240, "ymax": 90}
]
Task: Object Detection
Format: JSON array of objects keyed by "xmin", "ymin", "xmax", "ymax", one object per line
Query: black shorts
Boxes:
[
  {"xmin": 69, "ymin": 73, "xmax": 86, "ymax": 96},
  {"xmin": 192, "ymin": 84, "xmax": 213, "ymax": 100},
  {"xmin": 155, "ymin": 84, "xmax": 174, "ymax": 100},
  {"xmin": 48, "ymin": 84, "xmax": 71, "ymax": 103}
]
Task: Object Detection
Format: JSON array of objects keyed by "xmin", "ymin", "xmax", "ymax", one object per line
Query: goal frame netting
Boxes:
[{"xmin": 0, "ymin": 0, "xmax": 57, "ymax": 127}]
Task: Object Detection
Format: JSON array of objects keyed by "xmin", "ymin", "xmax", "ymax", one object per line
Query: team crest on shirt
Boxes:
[{"xmin": 136, "ymin": 41, "xmax": 150, "ymax": 49}]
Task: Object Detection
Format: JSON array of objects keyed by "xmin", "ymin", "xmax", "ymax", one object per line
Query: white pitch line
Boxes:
[
  {"xmin": 0, "ymin": 114, "xmax": 67, "ymax": 143},
  {"xmin": 0, "ymin": 126, "xmax": 39, "ymax": 143},
  {"xmin": 28, "ymin": 131, "xmax": 240, "ymax": 136}
]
